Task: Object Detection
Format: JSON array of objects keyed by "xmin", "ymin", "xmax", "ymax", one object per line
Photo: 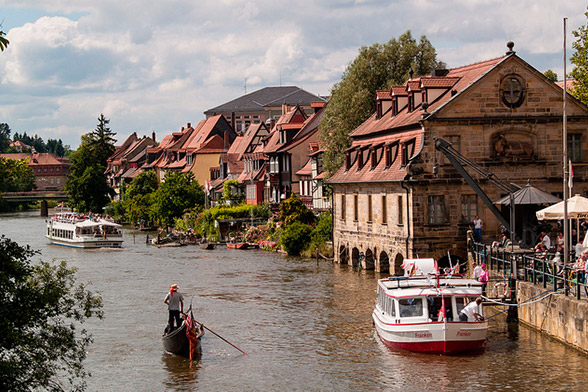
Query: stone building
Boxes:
[
  {"xmin": 328, "ymin": 43, "xmax": 588, "ymax": 274},
  {"xmin": 1, "ymin": 152, "xmax": 71, "ymax": 191}
]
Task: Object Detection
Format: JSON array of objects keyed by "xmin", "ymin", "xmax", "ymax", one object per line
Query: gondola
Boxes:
[{"xmin": 162, "ymin": 319, "xmax": 204, "ymax": 358}]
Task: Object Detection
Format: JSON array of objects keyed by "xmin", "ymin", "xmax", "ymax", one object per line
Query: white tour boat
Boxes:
[
  {"xmin": 373, "ymin": 258, "xmax": 488, "ymax": 354},
  {"xmin": 46, "ymin": 212, "xmax": 124, "ymax": 248}
]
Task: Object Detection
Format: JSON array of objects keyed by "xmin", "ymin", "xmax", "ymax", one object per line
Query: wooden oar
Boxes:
[{"xmin": 193, "ymin": 318, "xmax": 248, "ymax": 355}]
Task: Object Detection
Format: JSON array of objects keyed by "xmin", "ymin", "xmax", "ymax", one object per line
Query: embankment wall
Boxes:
[{"xmin": 517, "ymin": 281, "xmax": 588, "ymax": 355}]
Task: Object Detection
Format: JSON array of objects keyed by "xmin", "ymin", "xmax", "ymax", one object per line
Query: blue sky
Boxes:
[{"xmin": 0, "ymin": 0, "xmax": 586, "ymax": 149}]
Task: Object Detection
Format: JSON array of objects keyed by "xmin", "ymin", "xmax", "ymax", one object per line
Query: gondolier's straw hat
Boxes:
[{"xmin": 170, "ymin": 284, "xmax": 179, "ymax": 290}]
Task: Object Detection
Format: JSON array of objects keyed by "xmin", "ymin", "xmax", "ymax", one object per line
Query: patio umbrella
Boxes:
[
  {"xmin": 535, "ymin": 194, "xmax": 588, "ymax": 220},
  {"xmin": 495, "ymin": 183, "xmax": 562, "ymax": 206}
]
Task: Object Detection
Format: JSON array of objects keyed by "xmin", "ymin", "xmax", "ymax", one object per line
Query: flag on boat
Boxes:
[{"xmin": 185, "ymin": 310, "xmax": 199, "ymax": 361}]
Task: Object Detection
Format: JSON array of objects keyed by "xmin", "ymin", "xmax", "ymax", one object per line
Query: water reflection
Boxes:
[
  {"xmin": 161, "ymin": 353, "xmax": 200, "ymax": 390},
  {"xmin": 1, "ymin": 213, "xmax": 588, "ymax": 391}
]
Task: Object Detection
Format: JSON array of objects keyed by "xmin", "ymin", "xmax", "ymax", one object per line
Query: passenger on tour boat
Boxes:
[
  {"xmin": 164, "ymin": 284, "xmax": 184, "ymax": 334},
  {"xmin": 459, "ymin": 297, "xmax": 484, "ymax": 322}
]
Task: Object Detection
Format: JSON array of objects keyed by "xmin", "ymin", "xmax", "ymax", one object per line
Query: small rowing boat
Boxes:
[
  {"xmin": 199, "ymin": 241, "xmax": 216, "ymax": 250},
  {"xmin": 226, "ymin": 242, "xmax": 248, "ymax": 250}
]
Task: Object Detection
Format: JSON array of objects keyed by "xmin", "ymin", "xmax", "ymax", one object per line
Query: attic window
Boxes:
[
  {"xmin": 385, "ymin": 142, "xmax": 399, "ymax": 169},
  {"xmin": 376, "ymin": 101, "xmax": 382, "ymax": 120},
  {"xmin": 401, "ymin": 139, "xmax": 416, "ymax": 166}
]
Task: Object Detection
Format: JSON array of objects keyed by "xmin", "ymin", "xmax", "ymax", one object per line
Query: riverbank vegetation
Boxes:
[{"xmin": 0, "ymin": 236, "xmax": 103, "ymax": 391}]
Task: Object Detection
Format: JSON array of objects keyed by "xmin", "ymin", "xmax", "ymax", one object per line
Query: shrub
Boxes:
[{"xmin": 280, "ymin": 221, "xmax": 313, "ymax": 256}]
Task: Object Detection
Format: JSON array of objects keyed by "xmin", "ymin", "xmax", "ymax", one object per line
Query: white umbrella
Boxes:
[{"xmin": 536, "ymin": 194, "xmax": 588, "ymax": 220}]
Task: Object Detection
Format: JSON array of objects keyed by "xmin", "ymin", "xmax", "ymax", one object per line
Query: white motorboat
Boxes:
[
  {"xmin": 46, "ymin": 212, "xmax": 124, "ymax": 248},
  {"xmin": 373, "ymin": 258, "xmax": 488, "ymax": 354}
]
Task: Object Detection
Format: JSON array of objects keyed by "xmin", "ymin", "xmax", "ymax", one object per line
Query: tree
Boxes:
[
  {"xmin": 0, "ymin": 29, "xmax": 8, "ymax": 51},
  {"xmin": 0, "ymin": 236, "xmax": 103, "ymax": 391},
  {"xmin": 0, "ymin": 157, "xmax": 36, "ymax": 193},
  {"xmin": 0, "ymin": 123, "xmax": 10, "ymax": 153},
  {"xmin": 280, "ymin": 221, "xmax": 313, "ymax": 256},
  {"xmin": 88, "ymin": 114, "xmax": 116, "ymax": 164},
  {"xmin": 279, "ymin": 194, "xmax": 316, "ymax": 228},
  {"xmin": 125, "ymin": 170, "xmax": 159, "ymax": 200},
  {"xmin": 151, "ymin": 171, "xmax": 204, "ymax": 229},
  {"xmin": 66, "ymin": 116, "xmax": 117, "ymax": 213},
  {"xmin": 570, "ymin": 8, "xmax": 588, "ymax": 106},
  {"xmin": 544, "ymin": 69, "xmax": 558, "ymax": 82},
  {"xmin": 319, "ymin": 31, "xmax": 444, "ymax": 174}
]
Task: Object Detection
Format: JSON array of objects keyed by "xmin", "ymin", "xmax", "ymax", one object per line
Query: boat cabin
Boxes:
[{"xmin": 376, "ymin": 276, "xmax": 483, "ymax": 323}]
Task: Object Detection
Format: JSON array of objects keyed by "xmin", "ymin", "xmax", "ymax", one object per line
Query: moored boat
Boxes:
[
  {"xmin": 162, "ymin": 316, "xmax": 204, "ymax": 359},
  {"xmin": 45, "ymin": 212, "xmax": 123, "ymax": 248},
  {"xmin": 373, "ymin": 258, "xmax": 488, "ymax": 354},
  {"xmin": 200, "ymin": 242, "xmax": 216, "ymax": 250},
  {"xmin": 227, "ymin": 242, "xmax": 248, "ymax": 250}
]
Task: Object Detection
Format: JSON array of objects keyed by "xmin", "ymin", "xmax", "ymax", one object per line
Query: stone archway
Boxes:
[
  {"xmin": 351, "ymin": 248, "xmax": 360, "ymax": 267},
  {"xmin": 364, "ymin": 249, "xmax": 374, "ymax": 270},
  {"xmin": 393, "ymin": 253, "xmax": 404, "ymax": 276},
  {"xmin": 339, "ymin": 245, "xmax": 349, "ymax": 265},
  {"xmin": 379, "ymin": 251, "xmax": 390, "ymax": 273}
]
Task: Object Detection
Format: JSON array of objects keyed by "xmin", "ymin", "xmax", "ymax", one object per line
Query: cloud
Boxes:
[{"xmin": 0, "ymin": 0, "xmax": 586, "ymax": 148}]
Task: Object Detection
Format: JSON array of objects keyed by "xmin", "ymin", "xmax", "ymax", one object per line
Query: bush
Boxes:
[
  {"xmin": 308, "ymin": 211, "xmax": 333, "ymax": 256},
  {"xmin": 280, "ymin": 222, "xmax": 313, "ymax": 256}
]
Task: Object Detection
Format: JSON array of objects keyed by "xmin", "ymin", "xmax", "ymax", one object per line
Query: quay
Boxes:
[{"xmin": 470, "ymin": 236, "xmax": 588, "ymax": 354}]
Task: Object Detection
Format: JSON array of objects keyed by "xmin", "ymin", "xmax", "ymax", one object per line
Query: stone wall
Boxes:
[{"xmin": 517, "ymin": 281, "xmax": 588, "ymax": 354}]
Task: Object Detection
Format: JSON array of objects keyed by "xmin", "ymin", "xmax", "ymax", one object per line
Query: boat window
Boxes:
[
  {"xmin": 398, "ymin": 298, "xmax": 424, "ymax": 317},
  {"xmin": 455, "ymin": 297, "xmax": 475, "ymax": 316},
  {"xmin": 427, "ymin": 297, "xmax": 453, "ymax": 322},
  {"xmin": 386, "ymin": 297, "xmax": 396, "ymax": 317}
]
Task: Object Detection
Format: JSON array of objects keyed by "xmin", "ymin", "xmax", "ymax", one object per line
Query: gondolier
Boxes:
[{"xmin": 164, "ymin": 284, "xmax": 184, "ymax": 333}]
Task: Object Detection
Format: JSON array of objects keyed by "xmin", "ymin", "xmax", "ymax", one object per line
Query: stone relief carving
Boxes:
[{"xmin": 493, "ymin": 133, "xmax": 534, "ymax": 159}]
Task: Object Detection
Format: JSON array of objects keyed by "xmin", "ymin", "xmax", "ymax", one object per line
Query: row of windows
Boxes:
[
  {"xmin": 376, "ymin": 288, "xmax": 478, "ymax": 320},
  {"xmin": 37, "ymin": 177, "xmax": 61, "ymax": 185},
  {"xmin": 36, "ymin": 167, "xmax": 61, "ymax": 173},
  {"xmin": 49, "ymin": 228, "xmax": 73, "ymax": 239},
  {"xmin": 340, "ymin": 193, "xmax": 480, "ymax": 226},
  {"xmin": 340, "ymin": 193, "xmax": 403, "ymax": 225}
]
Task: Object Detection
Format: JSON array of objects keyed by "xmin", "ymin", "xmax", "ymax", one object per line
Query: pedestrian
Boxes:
[
  {"xmin": 479, "ymin": 264, "xmax": 489, "ymax": 296},
  {"xmin": 459, "ymin": 297, "xmax": 484, "ymax": 322},
  {"xmin": 163, "ymin": 284, "xmax": 184, "ymax": 334},
  {"xmin": 556, "ymin": 231, "xmax": 564, "ymax": 252},
  {"xmin": 473, "ymin": 215, "xmax": 483, "ymax": 242},
  {"xmin": 473, "ymin": 262, "xmax": 482, "ymax": 281}
]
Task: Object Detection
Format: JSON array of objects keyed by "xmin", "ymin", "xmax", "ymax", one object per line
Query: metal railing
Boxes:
[{"xmin": 471, "ymin": 239, "xmax": 588, "ymax": 301}]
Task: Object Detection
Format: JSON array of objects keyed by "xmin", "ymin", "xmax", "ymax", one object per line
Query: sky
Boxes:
[{"xmin": 0, "ymin": 0, "xmax": 586, "ymax": 149}]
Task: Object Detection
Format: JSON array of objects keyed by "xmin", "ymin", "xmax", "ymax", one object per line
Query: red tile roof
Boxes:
[
  {"xmin": 295, "ymin": 158, "xmax": 312, "ymax": 176},
  {"xmin": 376, "ymin": 90, "xmax": 392, "ymax": 99},
  {"xmin": 350, "ymin": 56, "xmax": 505, "ymax": 138}
]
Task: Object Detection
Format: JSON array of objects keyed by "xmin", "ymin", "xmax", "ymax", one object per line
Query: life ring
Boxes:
[{"xmin": 493, "ymin": 281, "xmax": 508, "ymax": 298}]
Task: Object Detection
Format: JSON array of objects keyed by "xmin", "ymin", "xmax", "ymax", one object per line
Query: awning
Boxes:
[{"xmin": 495, "ymin": 184, "xmax": 561, "ymax": 206}]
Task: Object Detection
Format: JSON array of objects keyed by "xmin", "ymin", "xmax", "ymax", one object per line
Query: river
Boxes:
[{"xmin": 1, "ymin": 211, "xmax": 587, "ymax": 391}]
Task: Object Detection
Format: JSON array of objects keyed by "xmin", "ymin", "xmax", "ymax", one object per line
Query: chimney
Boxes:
[
  {"xmin": 187, "ymin": 122, "xmax": 191, "ymax": 129},
  {"xmin": 282, "ymin": 104, "xmax": 288, "ymax": 115},
  {"xmin": 152, "ymin": 131, "xmax": 156, "ymax": 142},
  {"xmin": 224, "ymin": 131, "xmax": 230, "ymax": 149}
]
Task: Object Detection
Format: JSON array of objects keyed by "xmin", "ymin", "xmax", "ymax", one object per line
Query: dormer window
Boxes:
[
  {"xmin": 401, "ymin": 139, "xmax": 416, "ymax": 166},
  {"xmin": 345, "ymin": 152, "xmax": 351, "ymax": 171},
  {"xmin": 385, "ymin": 142, "xmax": 399, "ymax": 168}
]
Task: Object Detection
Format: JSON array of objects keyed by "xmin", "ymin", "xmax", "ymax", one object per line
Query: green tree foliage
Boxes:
[
  {"xmin": 194, "ymin": 203, "xmax": 271, "ymax": 238},
  {"xmin": 125, "ymin": 170, "xmax": 159, "ymax": 200},
  {"xmin": 46, "ymin": 138, "xmax": 66, "ymax": 157},
  {"xmin": 122, "ymin": 171, "xmax": 159, "ymax": 225},
  {"xmin": 220, "ymin": 179, "xmax": 245, "ymax": 205},
  {"xmin": 280, "ymin": 221, "xmax": 313, "ymax": 256},
  {"xmin": 571, "ymin": 8, "xmax": 588, "ymax": 106},
  {"xmin": 279, "ymin": 194, "xmax": 316, "ymax": 228},
  {"xmin": 151, "ymin": 171, "xmax": 204, "ymax": 228},
  {"xmin": 0, "ymin": 236, "xmax": 103, "ymax": 391},
  {"xmin": 88, "ymin": 114, "xmax": 116, "ymax": 164},
  {"xmin": 544, "ymin": 69, "xmax": 558, "ymax": 82},
  {"xmin": 0, "ymin": 123, "xmax": 10, "ymax": 152},
  {"xmin": 66, "ymin": 117, "xmax": 117, "ymax": 213},
  {"xmin": 0, "ymin": 29, "xmax": 8, "ymax": 51},
  {"xmin": 0, "ymin": 157, "xmax": 36, "ymax": 193},
  {"xmin": 319, "ymin": 31, "xmax": 444, "ymax": 174}
]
